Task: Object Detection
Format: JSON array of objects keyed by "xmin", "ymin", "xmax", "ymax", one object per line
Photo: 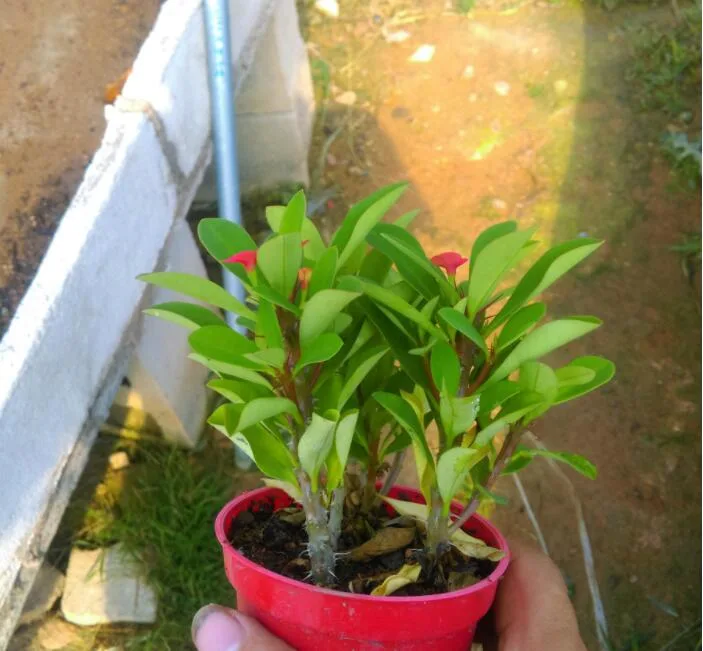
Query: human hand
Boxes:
[
  {"xmin": 192, "ymin": 605, "xmax": 292, "ymax": 651},
  {"xmin": 192, "ymin": 541, "xmax": 586, "ymax": 651}
]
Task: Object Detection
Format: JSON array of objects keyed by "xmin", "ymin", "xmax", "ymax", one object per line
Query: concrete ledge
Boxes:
[{"xmin": 0, "ymin": 0, "xmax": 313, "ymax": 643}]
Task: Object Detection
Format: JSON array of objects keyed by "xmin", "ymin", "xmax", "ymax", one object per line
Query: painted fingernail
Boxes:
[{"xmin": 192, "ymin": 604, "xmax": 245, "ymax": 651}]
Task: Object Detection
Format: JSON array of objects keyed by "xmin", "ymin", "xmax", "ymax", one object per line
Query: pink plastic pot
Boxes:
[{"xmin": 215, "ymin": 484, "xmax": 510, "ymax": 650}]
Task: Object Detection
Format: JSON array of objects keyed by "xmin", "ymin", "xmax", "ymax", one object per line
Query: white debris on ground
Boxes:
[
  {"xmin": 408, "ymin": 44, "xmax": 435, "ymax": 62},
  {"xmin": 462, "ymin": 64, "xmax": 475, "ymax": 78},
  {"xmin": 383, "ymin": 27, "xmax": 411, "ymax": 43},
  {"xmin": 494, "ymin": 80, "xmax": 511, "ymax": 96},
  {"xmin": 334, "ymin": 90, "xmax": 357, "ymax": 106},
  {"xmin": 61, "ymin": 544, "xmax": 157, "ymax": 626},
  {"xmin": 108, "ymin": 451, "xmax": 130, "ymax": 471},
  {"xmin": 314, "ymin": 0, "xmax": 339, "ymax": 18},
  {"xmin": 19, "ymin": 563, "xmax": 65, "ymax": 625}
]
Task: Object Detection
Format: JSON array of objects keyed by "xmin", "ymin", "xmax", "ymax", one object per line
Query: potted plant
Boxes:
[{"xmin": 139, "ymin": 183, "xmax": 614, "ymax": 650}]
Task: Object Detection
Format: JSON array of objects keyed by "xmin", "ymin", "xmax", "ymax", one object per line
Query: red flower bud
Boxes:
[
  {"xmin": 223, "ymin": 249, "xmax": 257, "ymax": 272},
  {"xmin": 430, "ymin": 251, "xmax": 468, "ymax": 277},
  {"xmin": 298, "ymin": 267, "xmax": 313, "ymax": 290}
]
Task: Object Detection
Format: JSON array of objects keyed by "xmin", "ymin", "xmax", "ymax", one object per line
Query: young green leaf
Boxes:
[
  {"xmin": 431, "ymin": 341, "xmax": 461, "ymax": 396},
  {"xmin": 468, "ymin": 228, "xmax": 536, "ymax": 318},
  {"xmin": 237, "ymin": 397, "xmax": 301, "ymax": 432},
  {"xmin": 337, "ymin": 346, "xmax": 388, "ymax": 410},
  {"xmin": 254, "ymin": 298, "xmax": 283, "ymax": 350},
  {"xmin": 298, "ymin": 414, "xmax": 337, "ymax": 491},
  {"xmin": 518, "ymin": 361, "xmax": 558, "ymax": 422},
  {"xmin": 189, "ymin": 354, "xmax": 272, "ymax": 388},
  {"xmin": 327, "ymin": 411, "xmax": 359, "ymax": 489},
  {"xmin": 473, "ymin": 391, "xmax": 545, "ymax": 446},
  {"xmin": 295, "ymin": 333, "xmax": 344, "ymax": 373},
  {"xmin": 441, "ymin": 393, "xmax": 480, "ymax": 443},
  {"xmin": 505, "ymin": 447, "xmax": 597, "ymax": 479},
  {"xmin": 143, "ymin": 301, "xmax": 225, "ymax": 331},
  {"xmin": 476, "ymin": 380, "xmax": 521, "ymax": 417},
  {"xmin": 138, "ymin": 272, "xmax": 254, "ymax": 320},
  {"xmin": 487, "ymin": 238, "xmax": 603, "ymax": 333},
  {"xmin": 495, "ymin": 302, "xmax": 546, "ymax": 351},
  {"xmin": 554, "ymin": 364, "xmax": 597, "ymax": 387},
  {"xmin": 265, "ymin": 206, "xmax": 285, "ymax": 231},
  {"xmin": 243, "ymin": 348, "xmax": 286, "ymax": 369},
  {"xmin": 437, "ymin": 448, "xmax": 481, "ymax": 513},
  {"xmin": 554, "ymin": 356, "xmax": 615, "ymax": 405},
  {"xmin": 267, "ymin": 204, "xmax": 326, "ymax": 260},
  {"xmin": 307, "ymin": 246, "xmax": 339, "ymax": 297},
  {"xmin": 299, "ymin": 289, "xmax": 360, "ymax": 345},
  {"xmin": 332, "ymin": 182, "xmax": 408, "ymax": 267},
  {"xmin": 470, "ymin": 221, "xmax": 517, "ymax": 272},
  {"xmin": 438, "ymin": 308, "xmax": 489, "ymax": 358},
  {"xmin": 485, "ymin": 317, "xmax": 602, "ymax": 388},
  {"xmin": 188, "ymin": 325, "xmax": 258, "ymax": 364},
  {"xmin": 257, "ymin": 233, "xmax": 303, "ymax": 298},
  {"xmin": 279, "ymin": 190, "xmax": 306, "ymax": 233}
]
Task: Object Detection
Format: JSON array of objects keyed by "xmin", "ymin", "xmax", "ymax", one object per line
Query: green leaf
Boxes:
[
  {"xmin": 394, "ymin": 209, "xmax": 420, "ymax": 229},
  {"xmin": 188, "ymin": 326, "xmax": 258, "ymax": 363},
  {"xmin": 441, "ymin": 393, "xmax": 480, "ymax": 443},
  {"xmin": 338, "ymin": 346, "xmax": 388, "ymax": 410},
  {"xmin": 279, "ymin": 190, "xmax": 306, "ymax": 233},
  {"xmin": 470, "ymin": 221, "xmax": 517, "ymax": 271},
  {"xmin": 495, "ymin": 302, "xmax": 546, "ymax": 351},
  {"xmin": 476, "ymin": 484, "xmax": 508, "ymax": 506},
  {"xmin": 238, "ymin": 397, "xmax": 300, "ymax": 431},
  {"xmin": 207, "ymin": 378, "xmax": 272, "ymax": 403},
  {"xmin": 295, "ymin": 333, "xmax": 344, "ymax": 373},
  {"xmin": 299, "ymin": 289, "xmax": 360, "ymax": 346},
  {"xmin": 254, "ymin": 298, "xmax": 283, "ymax": 349},
  {"xmin": 244, "ymin": 348, "xmax": 286, "ymax": 369},
  {"xmin": 431, "ymin": 341, "xmax": 461, "ymax": 396},
  {"xmin": 139, "ymin": 272, "xmax": 254, "ymax": 319},
  {"xmin": 267, "ymin": 204, "xmax": 326, "ymax": 260},
  {"xmin": 485, "ymin": 317, "xmax": 603, "ymax": 388},
  {"xmin": 327, "ymin": 411, "xmax": 359, "ymax": 489},
  {"xmin": 308, "ymin": 246, "xmax": 338, "ymax": 297},
  {"xmin": 265, "ymin": 206, "xmax": 285, "ymax": 231},
  {"xmin": 257, "ymin": 233, "xmax": 303, "ymax": 298},
  {"xmin": 437, "ymin": 448, "xmax": 481, "ymax": 514},
  {"xmin": 346, "ymin": 277, "xmax": 445, "ymax": 340},
  {"xmin": 438, "ymin": 308, "xmax": 489, "ymax": 358},
  {"xmin": 298, "ymin": 414, "xmax": 337, "ymax": 491},
  {"xmin": 143, "ymin": 301, "xmax": 225, "ymax": 330},
  {"xmin": 554, "ymin": 356, "xmax": 615, "ymax": 405},
  {"xmin": 332, "ymin": 182, "xmax": 408, "ymax": 265},
  {"xmin": 363, "ymin": 301, "xmax": 429, "ymax": 389},
  {"xmin": 488, "ymin": 238, "xmax": 604, "ymax": 333},
  {"xmin": 476, "ymin": 380, "xmax": 521, "ymax": 417},
  {"xmin": 474, "ymin": 391, "xmax": 545, "ymax": 446},
  {"xmin": 554, "ymin": 364, "xmax": 597, "ymax": 387},
  {"xmin": 468, "ymin": 228, "xmax": 536, "ymax": 318},
  {"xmin": 189, "ymin": 354, "xmax": 272, "ymax": 388},
  {"xmin": 209, "ymin": 404, "xmax": 297, "ymax": 483},
  {"xmin": 367, "ymin": 224, "xmax": 443, "ymax": 299},
  {"xmin": 506, "ymin": 447, "xmax": 597, "ymax": 479},
  {"xmin": 253, "ymin": 274, "xmax": 300, "ymax": 316},
  {"xmin": 197, "ymin": 218, "xmax": 256, "ymax": 263},
  {"xmin": 518, "ymin": 361, "xmax": 558, "ymax": 422}
]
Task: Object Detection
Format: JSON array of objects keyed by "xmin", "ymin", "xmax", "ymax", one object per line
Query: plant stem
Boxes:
[
  {"xmin": 380, "ymin": 448, "xmax": 406, "ymax": 496},
  {"xmin": 361, "ymin": 433, "xmax": 380, "ymax": 512},
  {"xmin": 426, "ymin": 488, "xmax": 449, "ymax": 559},
  {"xmin": 328, "ymin": 487, "xmax": 346, "ymax": 550},
  {"xmin": 448, "ymin": 425, "xmax": 523, "ymax": 536},
  {"xmin": 296, "ymin": 469, "xmax": 335, "ymax": 585}
]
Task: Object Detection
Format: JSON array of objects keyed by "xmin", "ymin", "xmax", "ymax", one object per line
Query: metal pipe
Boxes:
[{"xmin": 203, "ymin": 0, "xmax": 252, "ymax": 470}]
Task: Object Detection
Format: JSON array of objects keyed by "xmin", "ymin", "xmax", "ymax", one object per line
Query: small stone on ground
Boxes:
[
  {"xmin": 463, "ymin": 64, "xmax": 475, "ymax": 78},
  {"xmin": 314, "ymin": 0, "xmax": 339, "ymax": 18},
  {"xmin": 334, "ymin": 90, "xmax": 357, "ymax": 106},
  {"xmin": 494, "ymin": 81, "xmax": 511, "ymax": 96},
  {"xmin": 20, "ymin": 562, "xmax": 65, "ymax": 625},
  {"xmin": 61, "ymin": 544, "xmax": 157, "ymax": 626}
]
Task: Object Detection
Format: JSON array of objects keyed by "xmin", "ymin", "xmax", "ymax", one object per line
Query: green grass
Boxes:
[{"xmin": 72, "ymin": 434, "xmax": 251, "ymax": 650}]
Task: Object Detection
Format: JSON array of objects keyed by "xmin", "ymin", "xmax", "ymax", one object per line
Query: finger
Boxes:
[
  {"xmin": 493, "ymin": 540, "xmax": 587, "ymax": 651},
  {"xmin": 192, "ymin": 604, "xmax": 293, "ymax": 651}
]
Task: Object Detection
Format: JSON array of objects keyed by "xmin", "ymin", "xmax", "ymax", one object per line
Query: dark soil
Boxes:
[{"xmin": 229, "ymin": 499, "xmax": 496, "ymax": 597}]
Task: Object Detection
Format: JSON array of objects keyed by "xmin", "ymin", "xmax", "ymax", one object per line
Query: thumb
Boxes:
[{"xmin": 192, "ymin": 605, "xmax": 293, "ymax": 651}]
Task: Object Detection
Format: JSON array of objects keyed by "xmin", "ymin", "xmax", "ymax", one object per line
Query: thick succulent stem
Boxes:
[
  {"xmin": 328, "ymin": 487, "xmax": 346, "ymax": 550},
  {"xmin": 426, "ymin": 488, "xmax": 449, "ymax": 560},
  {"xmin": 297, "ymin": 470, "xmax": 335, "ymax": 585}
]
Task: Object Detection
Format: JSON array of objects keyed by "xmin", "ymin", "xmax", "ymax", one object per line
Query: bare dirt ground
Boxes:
[
  {"xmin": 304, "ymin": 1, "xmax": 701, "ymax": 648},
  {"xmin": 0, "ymin": 0, "xmax": 161, "ymax": 338}
]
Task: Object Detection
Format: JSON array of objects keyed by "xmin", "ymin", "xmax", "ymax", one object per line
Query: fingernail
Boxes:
[{"xmin": 192, "ymin": 604, "xmax": 245, "ymax": 651}]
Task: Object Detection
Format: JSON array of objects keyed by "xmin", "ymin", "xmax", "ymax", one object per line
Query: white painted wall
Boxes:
[{"xmin": 0, "ymin": 0, "xmax": 313, "ymax": 643}]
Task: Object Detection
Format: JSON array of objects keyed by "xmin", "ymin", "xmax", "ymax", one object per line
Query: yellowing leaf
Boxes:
[
  {"xmin": 371, "ymin": 564, "xmax": 422, "ymax": 596},
  {"xmin": 452, "ymin": 528, "xmax": 505, "ymax": 561},
  {"xmin": 262, "ymin": 478, "xmax": 302, "ymax": 503},
  {"xmin": 350, "ymin": 527, "xmax": 415, "ymax": 562}
]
